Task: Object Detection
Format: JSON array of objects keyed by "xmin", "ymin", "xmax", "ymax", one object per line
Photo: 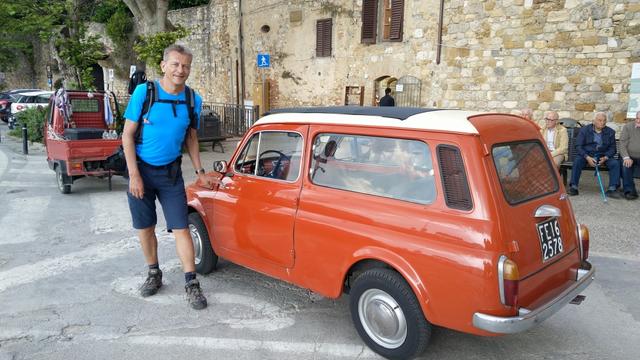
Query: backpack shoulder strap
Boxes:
[
  {"xmin": 184, "ymin": 85, "xmax": 197, "ymax": 129},
  {"xmin": 134, "ymin": 81, "xmax": 156, "ymax": 144}
]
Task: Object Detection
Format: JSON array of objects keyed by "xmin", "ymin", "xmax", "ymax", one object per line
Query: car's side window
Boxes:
[
  {"xmin": 235, "ymin": 133, "xmax": 260, "ymax": 175},
  {"xmin": 310, "ymin": 133, "xmax": 436, "ymax": 204},
  {"xmin": 234, "ymin": 131, "xmax": 303, "ymax": 181}
]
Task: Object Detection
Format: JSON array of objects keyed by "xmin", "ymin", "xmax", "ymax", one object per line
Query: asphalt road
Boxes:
[{"xmin": 0, "ymin": 124, "xmax": 638, "ymax": 360}]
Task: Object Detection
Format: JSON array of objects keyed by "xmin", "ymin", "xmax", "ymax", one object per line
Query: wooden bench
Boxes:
[{"xmin": 559, "ymin": 126, "xmax": 639, "ymax": 185}]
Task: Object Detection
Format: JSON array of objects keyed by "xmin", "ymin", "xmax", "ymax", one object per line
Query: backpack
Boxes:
[
  {"xmin": 128, "ymin": 70, "xmax": 147, "ymax": 95},
  {"xmin": 134, "ymin": 80, "xmax": 197, "ymax": 144}
]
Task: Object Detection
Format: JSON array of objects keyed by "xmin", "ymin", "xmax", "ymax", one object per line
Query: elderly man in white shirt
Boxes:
[{"xmin": 539, "ymin": 111, "xmax": 569, "ymax": 168}]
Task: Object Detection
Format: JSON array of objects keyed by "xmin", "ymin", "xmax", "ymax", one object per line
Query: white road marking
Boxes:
[
  {"xmin": 0, "ymin": 181, "xmax": 56, "ymax": 188},
  {"xmin": 212, "ymin": 293, "xmax": 295, "ymax": 331},
  {"xmin": 89, "ymin": 192, "xmax": 132, "ymax": 234},
  {"xmin": 8, "ymin": 168, "xmax": 51, "ymax": 175},
  {"xmin": 112, "ymin": 265, "xmax": 295, "ymax": 331},
  {"xmin": 125, "ymin": 335, "xmax": 379, "ymax": 358},
  {"xmin": 0, "ymin": 196, "xmax": 51, "ymax": 245},
  {"xmin": 0, "ymin": 233, "xmax": 172, "ymax": 292}
]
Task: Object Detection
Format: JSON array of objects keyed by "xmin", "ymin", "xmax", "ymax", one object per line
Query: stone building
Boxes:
[
  {"xmin": 176, "ymin": 0, "xmax": 637, "ymax": 123},
  {"xmin": 9, "ymin": 0, "xmax": 640, "ymax": 123}
]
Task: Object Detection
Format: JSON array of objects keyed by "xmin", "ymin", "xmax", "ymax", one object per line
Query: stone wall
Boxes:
[
  {"xmin": 4, "ymin": 0, "xmax": 638, "ymax": 124},
  {"xmin": 224, "ymin": 0, "xmax": 639, "ymax": 122}
]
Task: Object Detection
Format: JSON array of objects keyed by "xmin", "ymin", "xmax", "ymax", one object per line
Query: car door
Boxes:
[{"xmin": 211, "ymin": 125, "xmax": 306, "ymax": 268}]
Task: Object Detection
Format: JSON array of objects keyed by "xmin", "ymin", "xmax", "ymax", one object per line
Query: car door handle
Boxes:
[{"xmin": 534, "ymin": 205, "xmax": 561, "ymax": 218}]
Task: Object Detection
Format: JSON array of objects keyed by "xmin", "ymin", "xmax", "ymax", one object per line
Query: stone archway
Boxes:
[
  {"xmin": 90, "ymin": 63, "xmax": 104, "ymax": 91},
  {"xmin": 372, "ymin": 75, "xmax": 398, "ymax": 106}
]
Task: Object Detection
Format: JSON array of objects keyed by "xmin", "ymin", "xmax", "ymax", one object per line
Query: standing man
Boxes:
[
  {"xmin": 122, "ymin": 44, "xmax": 213, "ymax": 309},
  {"xmin": 379, "ymin": 88, "xmax": 395, "ymax": 107},
  {"xmin": 568, "ymin": 112, "xmax": 621, "ymax": 198},
  {"xmin": 619, "ymin": 111, "xmax": 640, "ymax": 200},
  {"xmin": 539, "ymin": 111, "xmax": 568, "ymax": 168}
]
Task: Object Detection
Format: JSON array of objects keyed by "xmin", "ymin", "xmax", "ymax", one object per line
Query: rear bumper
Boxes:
[{"xmin": 472, "ymin": 261, "xmax": 595, "ymax": 334}]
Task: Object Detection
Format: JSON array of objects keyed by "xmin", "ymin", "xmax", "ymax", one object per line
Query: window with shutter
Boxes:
[
  {"xmin": 389, "ymin": 0, "xmax": 404, "ymax": 41},
  {"xmin": 361, "ymin": 0, "xmax": 378, "ymax": 44},
  {"xmin": 316, "ymin": 19, "xmax": 332, "ymax": 57}
]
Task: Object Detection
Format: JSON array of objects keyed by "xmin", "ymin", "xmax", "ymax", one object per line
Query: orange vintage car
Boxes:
[{"xmin": 185, "ymin": 107, "xmax": 594, "ymax": 360}]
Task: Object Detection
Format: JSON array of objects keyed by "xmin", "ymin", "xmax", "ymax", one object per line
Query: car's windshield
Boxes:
[{"xmin": 492, "ymin": 141, "xmax": 559, "ymax": 204}]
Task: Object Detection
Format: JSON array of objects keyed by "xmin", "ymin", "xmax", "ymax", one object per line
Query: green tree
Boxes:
[{"xmin": 0, "ymin": 0, "xmax": 65, "ymax": 71}]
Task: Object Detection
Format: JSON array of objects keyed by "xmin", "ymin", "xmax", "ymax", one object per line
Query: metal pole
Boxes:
[{"xmin": 22, "ymin": 124, "xmax": 28, "ymax": 155}]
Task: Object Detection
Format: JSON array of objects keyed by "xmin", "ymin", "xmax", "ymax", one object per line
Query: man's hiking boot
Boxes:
[
  {"xmin": 185, "ymin": 279, "xmax": 207, "ymax": 310},
  {"xmin": 140, "ymin": 269, "xmax": 162, "ymax": 297}
]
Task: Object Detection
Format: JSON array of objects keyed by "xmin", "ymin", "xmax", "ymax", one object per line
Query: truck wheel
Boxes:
[
  {"xmin": 188, "ymin": 212, "xmax": 218, "ymax": 274},
  {"xmin": 55, "ymin": 166, "xmax": 71, "ymax": 194},
  {"xmin": 349, "ymin": 268, "xmax": 431, "ymax": 360}
]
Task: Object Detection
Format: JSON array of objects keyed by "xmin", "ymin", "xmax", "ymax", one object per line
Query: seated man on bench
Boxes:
[
  {"xmin": 620, "ymin": 111, "xmax": 640, "ymax": 200},
  {"xmin": 568, "ymin": 112, "xmax": 621, "ymax": 198}
]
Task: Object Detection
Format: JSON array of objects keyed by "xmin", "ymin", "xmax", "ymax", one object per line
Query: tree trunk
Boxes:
[{"xmin": 123, "ymin": 0, "xmax": 172, "ymax": 34}]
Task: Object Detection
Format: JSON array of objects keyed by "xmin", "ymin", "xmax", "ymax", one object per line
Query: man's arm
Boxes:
[
  {"xmin": 619, "ymin": 124, "xmax": 630, "ymax": 159},
  {"xmin": 185, "ymin": 128, "xmax": 213, "ymax": 188},
  {"xmin": 122, "ymin": 119, "xmax": 144, "ymax": 198}
]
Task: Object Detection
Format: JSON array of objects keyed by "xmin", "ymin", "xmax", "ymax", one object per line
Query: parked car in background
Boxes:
[
  {"xmin": 0, "ymin": 89, "xmax": 41, "ymax": 123},
  {"xmin": 8, "ymin": 90, "xmax": 53, "ymax": 129}
]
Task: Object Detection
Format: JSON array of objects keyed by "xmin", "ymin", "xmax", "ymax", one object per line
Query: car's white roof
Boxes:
[
  {"xmin": 16, "ymin": 90, "xmax": 53, "ymax": 97},
  {"xmin": 255, "ymin": 109, "xmax": 484, "ymax": 134}
]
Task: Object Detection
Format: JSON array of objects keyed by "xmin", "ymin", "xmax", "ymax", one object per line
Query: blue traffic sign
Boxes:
[{"xmin": 257, "ymin": 54, "xmax": 270, "ymax": 68}]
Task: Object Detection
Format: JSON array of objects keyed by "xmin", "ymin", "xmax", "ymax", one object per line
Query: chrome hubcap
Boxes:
[
  {"xmin": 358, "ymin": 289, "xmax": 407, "ymax": 349},
  {"xmin": 189, "ymin": 223, "xmax": 202, "ymax": 265}
]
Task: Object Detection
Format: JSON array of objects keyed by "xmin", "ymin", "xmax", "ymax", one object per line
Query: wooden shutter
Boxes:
[
  {"xmin": 361, "ymin": 0, "xmax": 378, "ymax": 44},
  {"xmin": 316, "ymin": 19, "xmax": 332, "ymax": 57},
  {"xmin": 389, "ymin": 0, "xmax": 404, "ymax": 41}
]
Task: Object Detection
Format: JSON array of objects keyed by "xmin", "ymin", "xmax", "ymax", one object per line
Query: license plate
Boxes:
[{"xmin": 536, "ymin": 218, "xmax": 564, "ymax": 262}]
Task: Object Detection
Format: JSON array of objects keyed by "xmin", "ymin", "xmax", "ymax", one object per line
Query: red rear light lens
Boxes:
[
  {"xmin": 577, "ymin": 224, "xmax": 590, "ymax": 261},
  {"xmin": 17, "ymin": 105, "xmax": 24, "ymax": 110},
  {"xmin": 499, "ymin": 256, "xmax": 519, "ymax": 307}
]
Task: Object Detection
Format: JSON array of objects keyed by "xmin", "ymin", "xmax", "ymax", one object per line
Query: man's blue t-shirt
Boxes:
[{"xmin": 124, "ymin": 81, "xmax": 202, "ymax": 166}]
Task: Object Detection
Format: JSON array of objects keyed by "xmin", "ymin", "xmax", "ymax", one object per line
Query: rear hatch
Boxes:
[{"xmin": 469, "ymin": 114, "xmax": 582, "ymax": 308}]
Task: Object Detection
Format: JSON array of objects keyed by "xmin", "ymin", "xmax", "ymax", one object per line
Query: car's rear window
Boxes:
[
  {"xmin": 71, "ymin": 99, "xmax": 100, "ymax": 112},
  {"xmin": 492, "ymin": 141, "xmax": 559, "ymax": 205}
]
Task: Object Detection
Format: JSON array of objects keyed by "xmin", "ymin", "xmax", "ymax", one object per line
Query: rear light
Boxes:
[
  {"xmin": 498, "ymin": 255, "xmax": 519, "ymax": 307},
  {"xmin": 70, "ymin": 161, "xmax": 83, "ymax": 171},
  {"xmin": 577, "ymin": 224, "xmax": 590, "ymax": 261},
  {"xmin": 16, "ymin": 105, "xmax": 24, "ymax": 111}
]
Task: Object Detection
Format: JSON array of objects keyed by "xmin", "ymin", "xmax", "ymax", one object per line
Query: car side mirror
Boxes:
[{"xmin": 213, "ymin": 160, "xmax": 228, "ymax": 173}]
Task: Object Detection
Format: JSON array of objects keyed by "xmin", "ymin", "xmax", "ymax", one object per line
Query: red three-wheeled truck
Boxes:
[{"xmin": 44, "ymin": 90, "xmax": 124, "ymax": 194}]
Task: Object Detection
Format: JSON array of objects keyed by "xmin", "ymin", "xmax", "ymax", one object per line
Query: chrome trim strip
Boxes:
[
  {"xmin": 534, "ymin": 205, "xmax": 561, "ymax": 218},
  {"xmin": 472, "ymin": 262, "xmax": 595, "ymax": 334},
  {"xmin": 497, "ymin": 255, "xmax": 507, "ymax": 305}
]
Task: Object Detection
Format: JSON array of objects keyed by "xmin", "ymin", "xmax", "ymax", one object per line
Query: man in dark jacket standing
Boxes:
[
  {"xmin": 568, "ymin": 112, "xmax": 621, "ymax": 198},
  {"xmin": 379, "ymin": 88, "xmax": 395, "ymax": 107}
]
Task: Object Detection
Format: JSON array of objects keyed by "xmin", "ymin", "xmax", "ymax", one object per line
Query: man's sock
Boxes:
[
  {"xmin": 185, "ymin": 271, "xmax": 197, "ymax": 283},
  {"xmin": 149, "ymin": 263, "xmax": 159, "ymax": 271}
]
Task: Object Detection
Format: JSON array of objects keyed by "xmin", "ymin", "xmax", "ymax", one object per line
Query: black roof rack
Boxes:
[{"xmin": 266, "ymin": 106, "xmax": 442, "ymax": 120}]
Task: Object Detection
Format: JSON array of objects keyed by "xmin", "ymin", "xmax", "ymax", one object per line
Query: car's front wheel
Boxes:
[
  {"xmin": 349, "ymin": 268, "xmax": 431, "ymax": 360},
  {"xmin": 188, "ymin": 212, "xmax": 218, "ymax": 274}
]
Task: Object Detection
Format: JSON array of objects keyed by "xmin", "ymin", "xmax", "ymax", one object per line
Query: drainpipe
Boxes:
[
  {"xmin": 436, "ymin": 0, "xmax": 444, "ymax": 65},
  {"xmin": 238, "ymin": 0, "xmax": 246, "ymax": 105}
]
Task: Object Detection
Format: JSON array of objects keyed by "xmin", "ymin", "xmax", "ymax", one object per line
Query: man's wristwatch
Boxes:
[{"xmin": 195, "ymin": 168, "xmax": 205, "ymax": 175}]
